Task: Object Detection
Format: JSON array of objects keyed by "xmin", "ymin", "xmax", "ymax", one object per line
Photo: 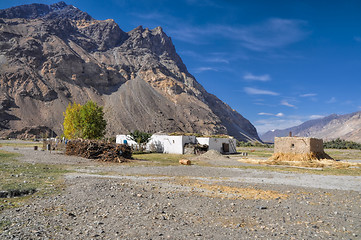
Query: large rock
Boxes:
[{"xmin": 0, "ymin": 2, "xmax": 260, "ymax": 141}]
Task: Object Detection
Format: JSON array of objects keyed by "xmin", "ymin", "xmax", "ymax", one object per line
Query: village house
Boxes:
[
  {"xmin": 116, "ymin": 134, "xmax": 237, "ymax": 154},
  {"xmin": 272, "ymin": 136, "xmax": 332, "ymax": 160},
  {"xmin": 274, "ymin": 137, "xmax": 324, "ymax": 154}
]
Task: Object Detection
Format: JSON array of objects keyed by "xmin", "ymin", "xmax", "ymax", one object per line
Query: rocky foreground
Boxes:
[{"xmin": 0, "ymin": 145, "xmax": 360, "ymax": 239}]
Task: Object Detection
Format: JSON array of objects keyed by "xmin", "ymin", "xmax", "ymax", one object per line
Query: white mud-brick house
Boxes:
[
  {"xmin": 196, "ymin": 137, "xmax": 237, "ymax": 154},
  {"xmin": 115, "ymin": 135, "xmax": 138, "ymax": 148},
  {"xmin": 116, "ymin": 134, "xmax": 237, "ymax": 154},
  {"xmin": 147, "ymin": 134, "xmax": 196, "ymax": 154}
]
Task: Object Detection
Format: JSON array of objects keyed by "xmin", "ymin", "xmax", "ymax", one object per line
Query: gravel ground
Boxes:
[{"xmin": 1, "ymin": 145, "xmax": 360, "ymax": 239}]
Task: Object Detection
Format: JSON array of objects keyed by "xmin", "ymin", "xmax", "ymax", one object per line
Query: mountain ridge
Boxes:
[
  {"xmin": 0, "ymin": 2, "xmax": 260, "ymax": 141},
  {"xmin": 261, "ymin": 111, "xmax": 361, "ymax": 143}
]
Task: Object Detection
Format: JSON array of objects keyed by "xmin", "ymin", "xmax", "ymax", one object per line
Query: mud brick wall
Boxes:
[{"xmin": 274, "ymin": 137, "xmax": 324, "ymax": 154}]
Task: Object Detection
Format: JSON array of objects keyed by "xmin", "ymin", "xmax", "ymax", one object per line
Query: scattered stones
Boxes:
[{"xmin": 0, "ymin": 141, "xmax": 360, "ymax": 239}]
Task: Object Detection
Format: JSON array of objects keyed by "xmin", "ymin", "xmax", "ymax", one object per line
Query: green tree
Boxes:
[
  {"xmin": 79, "ymin": 101, "xmax": 107, "ymax": 139},
  {"xmin": 63, "ymin": 101, "xmax": 107, "ymax": 139},
  {"xmin": 128, "ymin": 130, "xmax": 152, "ymax": 152}
]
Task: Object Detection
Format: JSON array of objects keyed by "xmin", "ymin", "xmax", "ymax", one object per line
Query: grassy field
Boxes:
[
  {"xmin": 324, "ymin": 149, "xmax": 361, "ymax": 160},
  {"xmin": 0, "ymin": 141, "xmax": 43, "ymax": 149},
  {"xmin": 0, "ymin": 150, "xmax": 69, "ymax": 213}
]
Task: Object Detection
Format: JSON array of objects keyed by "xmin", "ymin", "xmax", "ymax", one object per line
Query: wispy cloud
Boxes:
[
  {"xmin": 186, "ymin": 0, "xmax": 221, "ymax": 7},
  {"xmin": 281, "ymin": 100, "xmax": 297, "ymax": 108},
  {"xmin": 256, "ymin": 114, "xmax": 324, "ymax": 134},
  {"xmin": 179, "ymin": 50, "xmax": 232, "ymax": 64},
  {"xmin": 193, "ymin": 67, "xmax": 218, "ymax": 73},
  {"xmin": 237, "ymin": 18, "xmax": 309, "ymax": 51},
  {"xmin": 130, "ymin": 12, "xmax": 165, "ymax": 20},
  {"xmin": 169, "ymin": 18, "xmax": 309, "ymax": 51},
  {"xmin": 300, "ymin": 93, "xmax": 317, "ymax": 97},
  {"xmin": 244, "ymin": 87, "xmax": 279, "ymax": 96},
  {"xmin": 258, "ymin": 112, "xmax": 284, "ymax": 117},
  {"xmin": 326, "ymin": 97, "xmax": 336, "ymax": 104},
  {"xmin": 354, "ymin": 36, "xmax": 361, "ymax": 42},
  {"xmin": 243, "ymin": 73, "xmax": 271, "ymax": 81},
  {"xmin": 309, "ymin": 115, "xmax": 324, "ymax": 119},
  {"xmin": 255, "ymin": 118, "xmax": 303, "ymax": 134}
]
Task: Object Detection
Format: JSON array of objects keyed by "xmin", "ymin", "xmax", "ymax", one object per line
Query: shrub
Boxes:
[{"xmin": 324, "ymin": 138, "xmax": 361, "ymax": 150}]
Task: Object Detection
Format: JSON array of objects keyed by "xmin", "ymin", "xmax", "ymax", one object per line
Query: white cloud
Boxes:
[
  {"xmin": 243, "ymin": 73, "xmax": 271, "ymax": 81},
  {"xmin": 300, "ymin": 93, "xmax": 317, "ymax": 97},
  {"xmin": 244, "ymin": 87, "xmax": 279, "ymax": 96},
  {"xmin": 309, "ymin": 115, "xmax": 324, "ymax": 120},
  {"xmin": 258, "ymin": 112, "xmax": 284, "ymax": 117},
  {"xmin": 255, "ymin": 114, "xmax": 332, "ymax": 134},
  {"xmin": 193, "ymin": 67, "xmax": 218, "ymax": 73},
  {"xmin": 281, "ymin": 100, "xmax": 297, "ymax": 108},
  {"xmin": 258, "ymin": 112, "xmax": 273, "ymax": 116},
  {"xmin": 255, "ymin": 118, "xmax": 303, "ymax": 134}
]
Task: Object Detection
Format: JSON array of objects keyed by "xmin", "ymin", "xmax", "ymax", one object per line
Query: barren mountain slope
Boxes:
[
  {"xmin": 261, "ymin": 112, "xmax": 361, "ymax": 143},
  {"xmin": 0, "ymin": 2, "xmax": 260, "ymax": 141}
]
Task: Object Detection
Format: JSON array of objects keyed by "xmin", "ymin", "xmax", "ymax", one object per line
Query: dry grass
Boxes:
[
  {"xmin": 174, "ymin": 178, "xmax": 288, "ymax": 200},
  {"xmin": 239, "ymin": 157, "xmax": 361, "ymax": 169},
  {"xmin": 270, "ymin": 152, "xmax": 333, "ymax": 161}
]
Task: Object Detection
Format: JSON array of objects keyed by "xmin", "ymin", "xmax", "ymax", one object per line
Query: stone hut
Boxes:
[
  {"xmin": 274, "ymin": 137, "xmax": 324, "ymax": 154},
  {"xmin": 272, "ymin": 137, "xmax": 332, "ymax": 160}
]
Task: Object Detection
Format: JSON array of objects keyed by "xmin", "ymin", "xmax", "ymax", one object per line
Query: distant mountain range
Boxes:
[
  {"xmin": 0, "ymin": 2, "xmax": 260, "ymax": 141},
  {"xmin": 261, "ymin": 111, "xmax": 361, "ymax": 143}
]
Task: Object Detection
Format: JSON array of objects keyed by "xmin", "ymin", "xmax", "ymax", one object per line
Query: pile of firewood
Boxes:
[{"xmin": 65, "ymin": 140, "xmax": 132, "ymax": 163}]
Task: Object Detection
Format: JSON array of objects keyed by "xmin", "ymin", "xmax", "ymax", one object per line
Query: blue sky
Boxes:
[{"xmin": 2, "ymin": 0, "xmax": 361, "ymax": 134}]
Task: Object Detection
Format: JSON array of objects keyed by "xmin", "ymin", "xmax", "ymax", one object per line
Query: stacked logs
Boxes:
[{"xmin": 65, "ymin": 140, "xmax": 132, "ymax": 163}]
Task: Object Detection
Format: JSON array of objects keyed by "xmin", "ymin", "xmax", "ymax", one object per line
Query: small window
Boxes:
[
  {"xmin": 173, "ymin": 140, "xmax": 175, "ymax": 143},
  {"xmin": 291, "ymin": 144, "xmax": 295, "ymax": 148}
]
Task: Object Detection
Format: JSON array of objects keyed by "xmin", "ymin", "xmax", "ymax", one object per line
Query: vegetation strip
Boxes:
[{"xmin": 0, "ymin": 150, "xmax": 69, "ymax": 212}]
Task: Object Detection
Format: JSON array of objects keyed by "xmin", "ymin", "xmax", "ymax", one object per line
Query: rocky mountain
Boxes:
[
  {"xmin": 261, "ymin": 111, "xmax": 361, "ymax": 143},
  {"xmin": 0, "ymin": 2, "xmax": 260, "ymax": 141}
]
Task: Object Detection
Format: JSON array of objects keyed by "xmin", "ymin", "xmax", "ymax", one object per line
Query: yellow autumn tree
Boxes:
[
  {"xmin": 63, "ymin": 102, "xmax": 82, "ymax": 139},
  {"xmin": 63, "ymin": 101, "xmax": 107, "ymax": 139}
]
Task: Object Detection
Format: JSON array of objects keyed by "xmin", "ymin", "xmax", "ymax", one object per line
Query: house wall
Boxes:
[
  {"xmin": 274, "ymin": 137, "xmax": 324, "ymax": 154},
  {"xmin": 117, "ymin": 134, "xmax": 237, "ymax": 154},
  {"xmin": 196, "ymin": 137, "xmax": 210, "ymax": 146},
  {"xmin": 147, "ymin": 135, "xmax": 196, "ymax": 154},
  {"xmin": 309, "ymin": 138, "xmax": 324, "ymax": 153},
  {"xmin": 147, "ymin": 135, "xmax": 168, "ymax": 153},
  {"xmin": 116, "ymin": 135, "xmax": 138, "ymax": 147},
  {"xmin": 196, "ymin": 137, "xmax": 237, "ymax": 154}
]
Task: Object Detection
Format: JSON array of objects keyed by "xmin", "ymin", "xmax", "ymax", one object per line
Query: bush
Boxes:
[
  {"xmin": 237, "ymin": 141, "xmax": 273, "ymax": 148},
  {"xmin": 324, "ymin": 138, "xmax": 361, "ymax": 150}
]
